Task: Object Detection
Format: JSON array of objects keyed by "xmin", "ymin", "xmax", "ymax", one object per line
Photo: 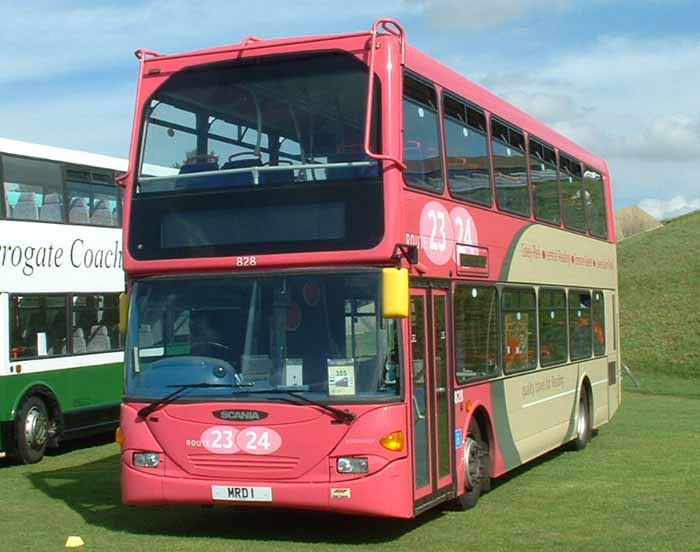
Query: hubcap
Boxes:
[
  {"xmin": 464, "ymin": 437, "xmax": 482, "ymax": 490},
  {"xmin": 24, "ymin": 406, "xmax": 48, "ymax": 449}
]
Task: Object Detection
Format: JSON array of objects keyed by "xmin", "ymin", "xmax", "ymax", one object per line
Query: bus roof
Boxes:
[
  {"xmin": 0, "ymin": 137, "xmax": 129, "ymax": 172},
  {"xmin": 0, "ymin": 137, "xmax": 176, "ymax": 177}
]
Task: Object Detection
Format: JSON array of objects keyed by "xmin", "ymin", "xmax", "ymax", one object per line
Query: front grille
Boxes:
[{"xmin": 187, "ymin": 453, "xmax": 299, "ymax": 473}]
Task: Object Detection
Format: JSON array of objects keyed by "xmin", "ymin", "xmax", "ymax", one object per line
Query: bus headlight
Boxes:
[
  {"xmin": 337, "ymin": 457, "xmax": 369, "ymax": 474},
  {"xmin": 133, "ymin": 451, "xmax": 160, "ymax": 468}
]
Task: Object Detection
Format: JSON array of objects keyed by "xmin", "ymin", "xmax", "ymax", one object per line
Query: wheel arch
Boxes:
[
  {"xmin": 465, "ymin": 404, "xmax": 495, "ymax": 478},
  {"xmin": 12, "ymin": 383, "xmax": 65, "ymax": 439}
]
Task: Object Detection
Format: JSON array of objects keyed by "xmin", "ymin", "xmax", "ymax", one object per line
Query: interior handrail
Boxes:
[
  {"xmin": 138, "ymin": 160, "xmax": 375, "ymax": 188},
  {"xmin": 363, "ymin": 18, "xmax": 407, "ymax": 170}
]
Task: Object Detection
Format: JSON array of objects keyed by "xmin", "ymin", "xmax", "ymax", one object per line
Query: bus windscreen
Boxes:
[
  {"xmin": 125, "ymin": 271, "xmax": 400, "ymax": 403},
  {"xmin": 129, "ymin": 53, "xmax": 383, "ymax": 260}
]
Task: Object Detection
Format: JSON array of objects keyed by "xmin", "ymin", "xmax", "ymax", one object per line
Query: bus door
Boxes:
[{"xmin": 410, "ymin": 287, "xmax": 454, "ymax": 507}]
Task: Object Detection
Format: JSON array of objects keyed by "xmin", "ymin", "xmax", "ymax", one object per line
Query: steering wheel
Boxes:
[{"xmin": 191, "ymin": 340, "xmax": 231, "ymax": 353}]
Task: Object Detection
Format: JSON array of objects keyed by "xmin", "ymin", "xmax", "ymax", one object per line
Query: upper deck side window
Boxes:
[
  {"xmin": 65, "ymin": 165, "xmax": 121, "ymax": 227},
  {"xmin": 403, "ymin": 75, "xmax": 443, "ymax": 194},
  {"xmin": 583, "ymin": 168, "xmax": 608, "ymax": 239},
  {"xmin": 529, "ymin": 138, "xmax": 561, "ymax": 225},
  {"xmin": 1, "ymin": 155, "xmax": 64, "ymax": 223},
  {"xmin": 0, "ymin": 154, "xmax": 122, "ymax": 227},
  {"xmin": 491, "ymin": 118, "xmax": 530, "ymax": 217},
  {"xmin": 443, "ymin": 94, "xmax": 491, "ymax": 206},
  {"xmin": 559, "ymin": 153, "xmax": 587, "ymax": 233}
]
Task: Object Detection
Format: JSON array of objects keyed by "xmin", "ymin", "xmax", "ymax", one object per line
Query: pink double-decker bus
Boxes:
[{"xmin": 116, "ymin": 19, "xmax": 621, "ymax": 518}]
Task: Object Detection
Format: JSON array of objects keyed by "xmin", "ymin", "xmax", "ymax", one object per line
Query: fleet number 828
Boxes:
[{"xmin": 236, "ymin": 256, "xmax": 257, "ymax": 267}]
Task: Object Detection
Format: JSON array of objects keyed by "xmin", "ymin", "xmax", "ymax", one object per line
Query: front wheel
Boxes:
[
  {"xmin": 14, "ymin": 395, "xmax": 50, "ymax": 464},
  {"xmin": 455, "ymin": 421, "xmax": 490, "ymax": 510}
]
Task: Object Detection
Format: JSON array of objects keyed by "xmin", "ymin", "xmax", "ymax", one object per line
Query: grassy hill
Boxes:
[{"xmin": 618, "ymin": 210, "xmax": 700, "ymax": 397}]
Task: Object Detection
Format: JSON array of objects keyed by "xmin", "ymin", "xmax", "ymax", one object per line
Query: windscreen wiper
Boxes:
[
  {"xmin": 241, "ymin": 388, "xmax": 356, "ymax": 424},
  {"xmin": 137, "ymin": 382, "xmax": 253, "ymax": 418}
]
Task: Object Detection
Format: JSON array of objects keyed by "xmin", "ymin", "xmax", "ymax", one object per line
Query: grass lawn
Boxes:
[
  {"xmin": 618, "ymin": 211, "xmax": 700, "ymax": 398},
  {"xmin": 1, "ymin": 391, "xmax": 698, "ymax": 551}
]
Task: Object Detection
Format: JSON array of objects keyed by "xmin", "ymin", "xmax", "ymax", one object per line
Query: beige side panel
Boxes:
[
  {"xmin": 504, "ymin": 225, "xmax": 617, "ymax": 289},
  {"xmin": 503, "ymin": 365, "xmax": 578, "ymax": 463}
]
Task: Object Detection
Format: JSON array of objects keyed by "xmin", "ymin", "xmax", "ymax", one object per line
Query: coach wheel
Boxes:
[
  {"xmin": 573, "ymin": 387, "xmax": 591, "ymax": 451},
  {"xmin": 15, "ymin": 395, "xmax": 50, "ymax": 464},
  {"xmin": 456, "ymin": 421, "xmax": 488, "ymax": 510}
]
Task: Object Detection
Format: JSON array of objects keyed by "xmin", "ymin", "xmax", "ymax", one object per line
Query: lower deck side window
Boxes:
[
  {"xmin": 502, "ymin": 288, "xmax": 537, "ymax": 373},
  {"xmin": 454, "ymin": 285, "xmax": 499, "ymax": 383},
  {"xmin": 569, "ymin": 290, "xmax": 592, "ymax": 360},
  {"xmin": 10, "ymin": 293, "xmax": 123, "ymax": 360},
  {"xmin": 10, "ymin": 295, "xmax": 67, "ymax": 359},
  {"xmin": 538, "ymin": 288, "xmax": 567, "ymax": 366}
]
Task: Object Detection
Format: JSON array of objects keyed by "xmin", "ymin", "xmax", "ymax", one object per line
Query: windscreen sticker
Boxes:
[
  {"xmin": 285, "ymin": 359, "xmax": 303, "ymax": 387},
  {"xmin": 328, "ymin": 359, "xmax": 356, "ymax": 396}
]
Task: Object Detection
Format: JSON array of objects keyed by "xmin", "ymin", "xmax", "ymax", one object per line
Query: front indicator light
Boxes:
[
  {"xmin": 380, "ymin": 430, "xmax": 405, "ymax": 452},
  {"xmin": 115, "ymin": 426, "xmax": 125, "ymax": 446},
  {"xmin": 337, "ymin": 457, "xmax": 369, "ymax": 474},
  {"xmin": 133, "ymin": 451, "xmax": 160, "ymax": 468}
]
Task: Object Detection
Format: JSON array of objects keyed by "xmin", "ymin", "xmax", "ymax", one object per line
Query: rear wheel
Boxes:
[
  {"xmin": 456, "ymin": 420, "xmax": 489, "ymax": 510},
  {"xmin": 14, "ymin": 395, "xmax": 50, "ymax": 464},
  {"xmin": 573, "ymin": 387, "xmax": 591, "ymax": 451}
]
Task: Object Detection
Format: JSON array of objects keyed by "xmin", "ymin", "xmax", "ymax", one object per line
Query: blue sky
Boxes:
[{"xmin": 1, "ymin": 0, "xmax": 699, "ymax": 218}]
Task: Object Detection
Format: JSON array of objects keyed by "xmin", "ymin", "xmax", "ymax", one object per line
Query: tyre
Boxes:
[
  {"xmin": 14, "ymin": 395, "xmax": 50, "ymax": 464},
  {"xmin": 455, "ymin": 420, "xmax": 490, "ymax": 510},
  {"xmin": 573, "ymin": 387, "xmax": 591, "ymax": 451}
]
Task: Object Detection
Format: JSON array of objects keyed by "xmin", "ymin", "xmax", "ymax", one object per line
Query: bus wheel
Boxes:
[
  {"xmin": 573, "ymin": 387, "xmax": 591, "ymax": 451},
  {"xmin": 456, "ymin": 421, "xmax": 488, "ymax": 510},
  {"xmin": 15, "ymin": 395, "xmax": 50, "ymax": 464}
]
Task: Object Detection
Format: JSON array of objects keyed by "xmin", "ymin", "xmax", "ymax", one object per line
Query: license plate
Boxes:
[{"xmin": 211, "ymin": 485, "xmax": 272, "ymax": 502}]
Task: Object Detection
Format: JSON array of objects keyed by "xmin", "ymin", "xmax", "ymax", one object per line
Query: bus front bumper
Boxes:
[{"xmin": 122, "ymin": 455, "xmax": 413, "ymax": 518}]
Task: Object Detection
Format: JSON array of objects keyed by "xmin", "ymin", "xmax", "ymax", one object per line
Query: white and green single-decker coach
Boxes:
[{"xmin": 0, "ymin": 137, "xmax": 126, "ymax": 463}]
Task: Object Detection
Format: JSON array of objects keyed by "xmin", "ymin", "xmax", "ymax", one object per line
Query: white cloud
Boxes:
[
  {"xmin": 615, "ymin": 114, "xmax": 700, "ymax": 161},
  {"xmin": 500, "ymin": 91, "xmax": 589, "ymax": 125},
  {"xmin": 402, "ymin": 0, "xmax": 571, "ymax": 30},
  {"xmin": 460, "ymin": 34, "xmax": 700, "ymax": 160},
  {"xmin": 447, "ymin": 32, "xmax": 700, "ymax": 208},
  {"xmin": 0, "ymin": 1, "xmax": 398, "ymax": 84},
  {"xmin": 638, "ymin": 196, "xmax": 700, "ymax": 220}
]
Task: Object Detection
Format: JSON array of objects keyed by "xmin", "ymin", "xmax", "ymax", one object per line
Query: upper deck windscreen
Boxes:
[{"xmin": 129, "ymin": 52, "xmax": 383, "ymax": 260}]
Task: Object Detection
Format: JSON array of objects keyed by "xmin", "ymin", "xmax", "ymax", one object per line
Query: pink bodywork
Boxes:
[{"xmin": 120, "ymin": 19, "xmax": 615, "ymax": 518}]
